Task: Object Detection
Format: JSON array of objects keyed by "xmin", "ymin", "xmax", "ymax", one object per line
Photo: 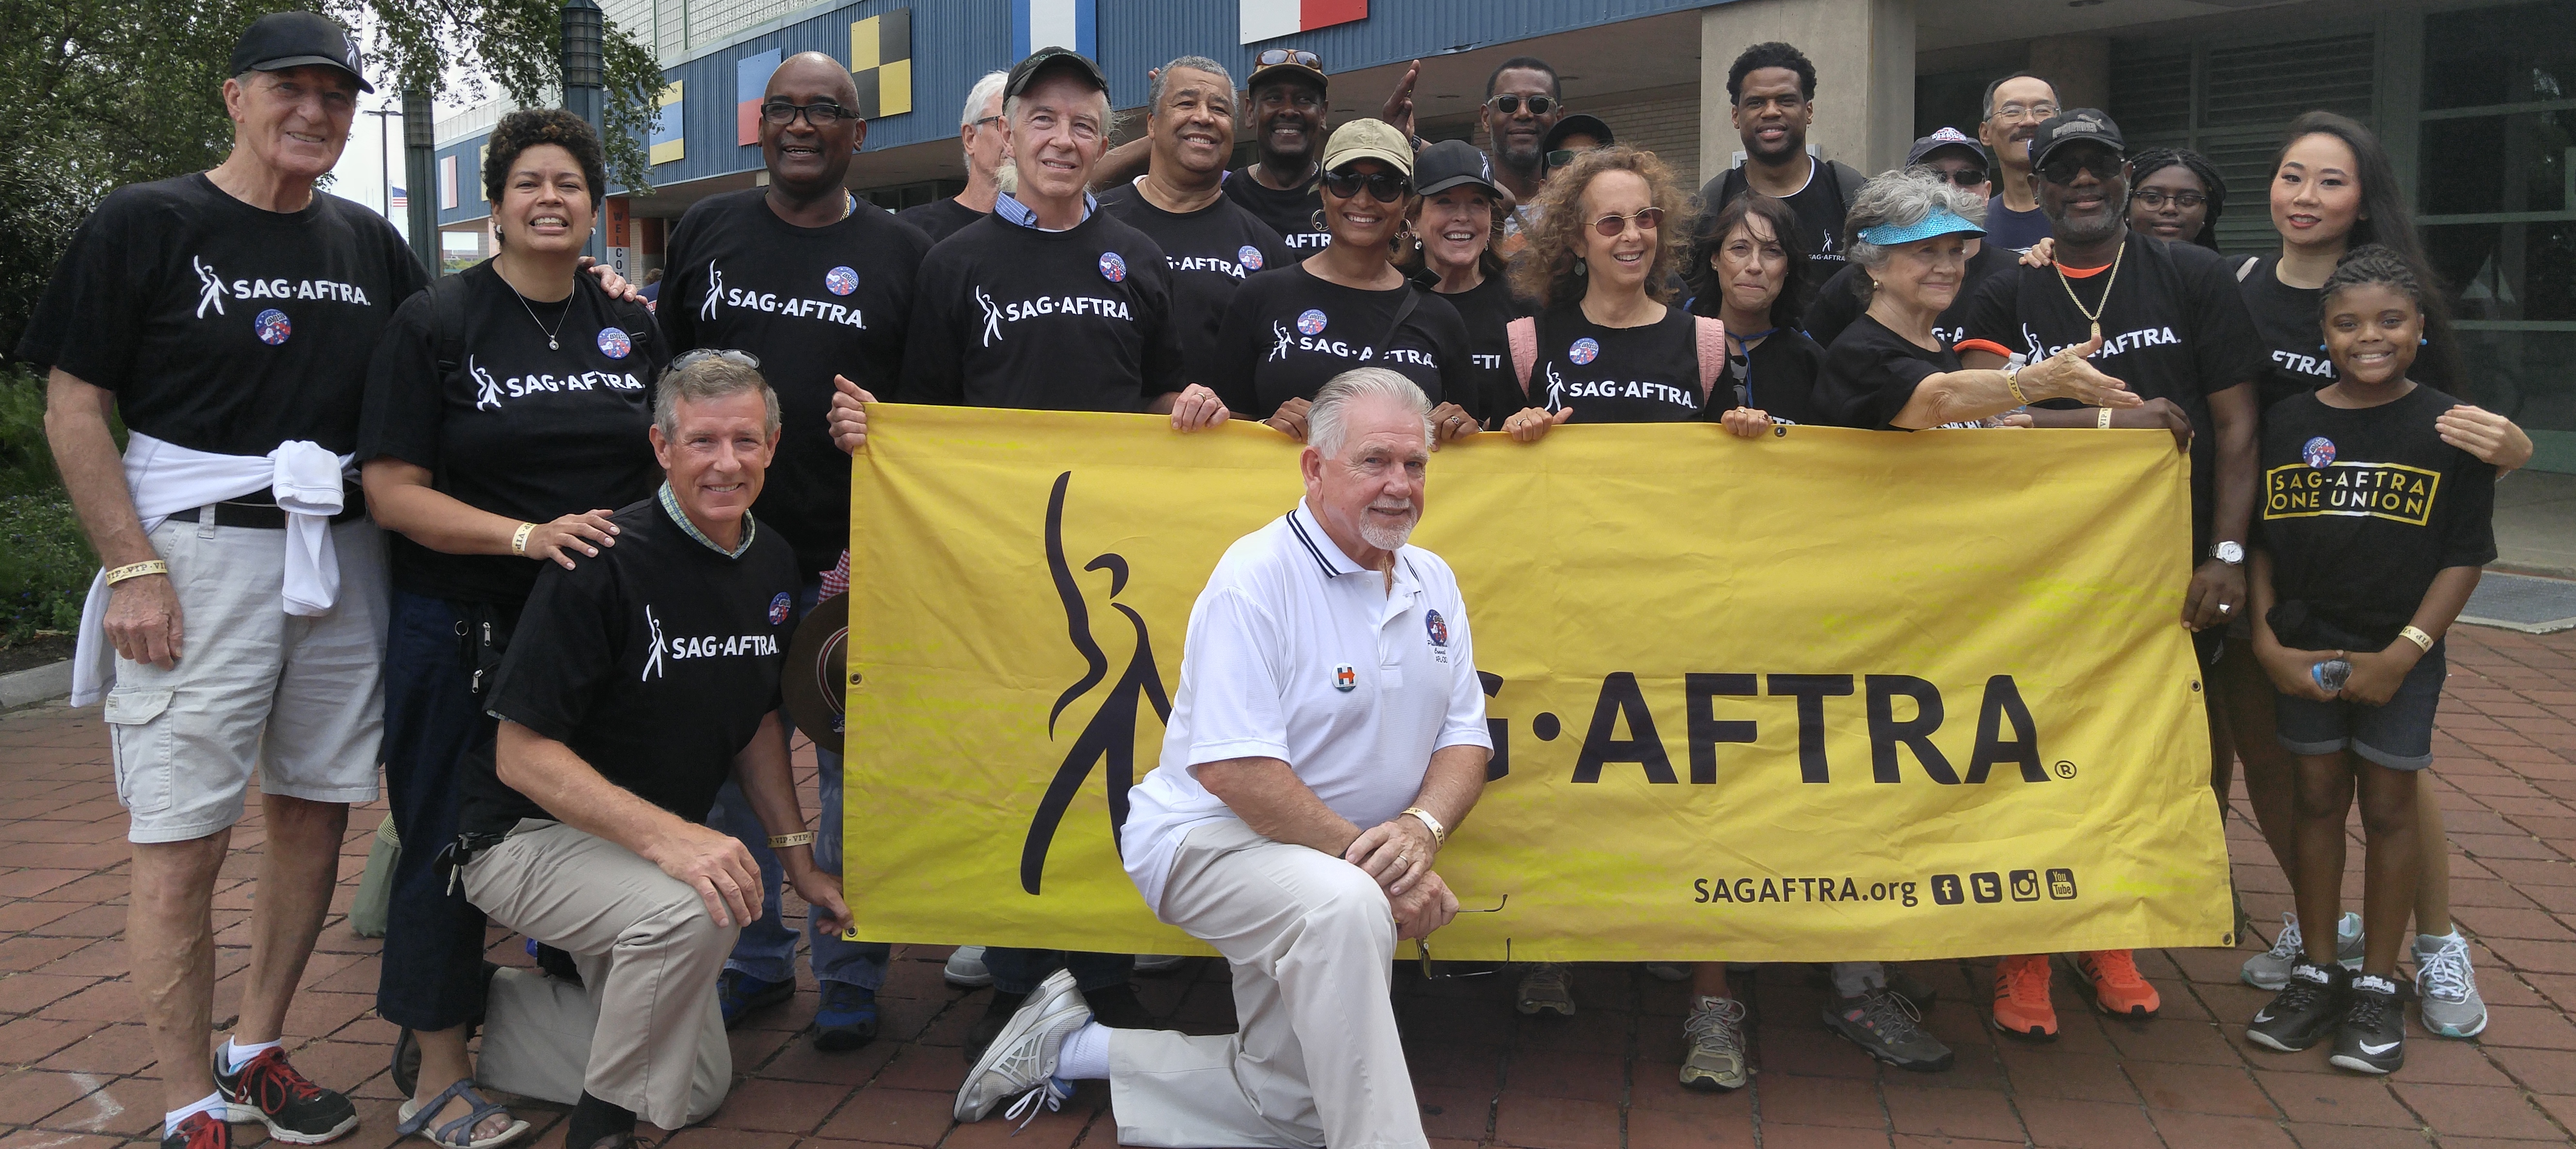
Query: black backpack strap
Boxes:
[
  {"xmin": 427, "ymin": 271, "xmax": 471, "ymax": 375},
  {"xmin": 1373, "ymin": 284, "xmax": 1422, "ymax": 363}
]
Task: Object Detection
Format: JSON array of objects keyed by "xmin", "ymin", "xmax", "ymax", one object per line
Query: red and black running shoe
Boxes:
[
  {"xmin": 215, "ymin": 1046, "xmax": 359, "ymax": 1144},
  {"xmin": 162, "ymin": 1111, "xmax": 231, "ymax": 1149}
]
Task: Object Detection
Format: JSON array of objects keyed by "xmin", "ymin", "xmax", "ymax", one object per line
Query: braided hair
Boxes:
[
  {"xmin": 2319, "ymin": 243, "xmax": 2465, "ymax": 390},
  {"xmin": 2127, "ymin": 147, "xmax": 2223, "ymax": 249}
]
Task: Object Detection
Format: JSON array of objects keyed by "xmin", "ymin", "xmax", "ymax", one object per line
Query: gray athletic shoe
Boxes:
[
  {"xmin": 954, "ymin": 969, "xmax": 1090, "ymax": 1123},
  {"xmin": 943, "ymin": 945, "xmax": 994, "ymax": 988},
  {"xmin": 2243, "ymin": 911, "xmax": 2364, "ymax": 990},
  {"xmin": 1516, "ymin": 963, "xmax": 1574, "ymax": 1016},
  {"xmin": 2414, "ymin": 932, "xmax": 2488, "ymax": 1038},
  {"xmin": 1823, "ymin": 987, "xmax": 1954, "ymax": 1072},
  {"xmin": 1678, "ymin": 996, "xmax": 1749, "ymax": 1091},
  {"xmin": 1641, "ymin": 962, "xmax": 1692, "ymax": 983}
]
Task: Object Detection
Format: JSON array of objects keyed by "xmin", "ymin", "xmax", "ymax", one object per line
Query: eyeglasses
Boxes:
[
  {"xmin": 1545, "ymin": 148, "xmax": 1582, "ymax": 168},
  {"xmin": 2039, "ymin": 151, "xmax": 2123, "ymax": 184},
  {"xmin": 1322, "ymin": 169, "xmax": 1410, "ymax": 203},
  {"xmin": 762, "ymin": 100, "xmax": 857, "ymax": 127},
  {"xmin": 1255, "ymin": 49, "xmax": 1321, "ymax": 69},
  {"xmin": 2133, "ymin": 189, "xmax": 2207, "ymax": 210},
  {"xmin": 1930, "ymin": 167, "xmax": 1989, "ymax": 188},
  {"xmin": 967, "ymin": 114, "xmax": 1002, "ymax": 131},
  {"xmin": 1486, "ymin": 94, "xmax": 1555, "ymax": 116},
  {"xmin": 1989, "ymin": 101, "xmax": 2060, "ymax": 123},
  {"xmin": 669, "ymin": 349, "xmax": 761, "ymax": 372},
  {"xmin": 1591, "ymin": 207, "xmax": 1664, "ymax": 237}
]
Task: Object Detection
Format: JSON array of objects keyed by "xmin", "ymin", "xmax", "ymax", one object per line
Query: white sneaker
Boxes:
[
  {"xmin": 1133, "ymin": 954, "xmax": 1188, "ymax": 974},
  {"xmin": 2414, "ymin": 931, "xmax": 2488, "ymax": 1038},
  {"xmin": 2242, "ymin": 912, "xmax": 2364, "ymax": 990},
  {"xmin": 954, "ymin": 969, "xmax": 1090, "ymax": 1123},
  {"xmin": 944, "ymin": 945, "xmax": 993, "ymax": 988},
  {"xmin": 1641, "ymin": 963, "xmax": 1692, "ymax": 983}
]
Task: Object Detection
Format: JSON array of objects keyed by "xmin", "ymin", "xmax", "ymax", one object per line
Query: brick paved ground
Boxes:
[{"xmin": 0, "ymin": 626, "xmax": 2571, "ymax": 1149}]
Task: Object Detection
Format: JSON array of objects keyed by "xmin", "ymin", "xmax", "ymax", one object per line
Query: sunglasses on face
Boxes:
[
  {"xmin": 2133, "ymin": 189, "xmax": 2207, "ymax": 210},
  {"xmin": 1323, "ymin": 169, "xmax": 1410, "ymax": 203},
  {"xmin": 1592, "ymin": 207, "xmax": 1664, "ymax": 238},
  {"xmin": 761, "ymin": 100, "xmax": 857, "ymax": 127},
  {"xmin": 1545, "ymin": 148, "xmax": 1583, "ymax": 168},
  {"xmin": 1487, "ymin": 94, "xmax": 1555, "ymax": 116},
  {"xmin": 1931, "ymin": 167, "xmax": 1988, "ymax": 188},
  {"xmin": 2039, "ymin": 151, "xmax": 2123, "ymax": 184},
  {"xmin": 1256, "ymin": 49, "xmax": 1321, "ymax": 68}
]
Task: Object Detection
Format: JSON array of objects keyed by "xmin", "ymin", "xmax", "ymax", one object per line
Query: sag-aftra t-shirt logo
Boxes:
[
  {"xmin": 2262, "ymin": 454, "xmax": 2444, "ymax": 528},
  {"xmin": 193, "ymin": 255, "xmax": 373, "ymax": 344},
  {"xmin": 638, "ymin": 603, "xmax": 782, "ymax": 682}
]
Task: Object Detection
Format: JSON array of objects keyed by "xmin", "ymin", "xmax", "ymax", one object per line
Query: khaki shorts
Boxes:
[{"xmin": 101, "ymin": 516, "xmax": 386, "ymax": 844}]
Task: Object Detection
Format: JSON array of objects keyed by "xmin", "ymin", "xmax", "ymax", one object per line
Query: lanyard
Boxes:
[{"xmin": 1727, "ymin": 327, "xmax": 1777, "ymax": 407}]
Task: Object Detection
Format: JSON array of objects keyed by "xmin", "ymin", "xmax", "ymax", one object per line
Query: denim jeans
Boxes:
[
  {"xmin": 704, "ymin": 578, "xmax": 888, "ymax": 989},
  {"xmin": 982, "ymin": 948, "xmax": 1135, "ymax": 996}
]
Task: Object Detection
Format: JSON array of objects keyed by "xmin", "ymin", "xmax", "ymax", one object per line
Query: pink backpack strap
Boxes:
[
  {"xmin": 1507, "ymin": 317, "xmax": 1538, "ymax": 396},
  {"xmin": 1693, "ymin": 315, "xmax": 1726, "ymax": 401}
]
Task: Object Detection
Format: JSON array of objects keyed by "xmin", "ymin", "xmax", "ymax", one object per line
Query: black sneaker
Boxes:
[
  {"xmin": 215, "ymin": 1046, "xmax": 359, "ymax": 1144},
  {"xmin": 2246, "ymin": 960, "xmax": 2343, "ymax": 1053},
  {"xmin": 962, "ymin": 988, "xmax": 1029, "ymax": 1062},
  {"xmin": 1082, "ymin": 981, "xmax": 1157, "ymax": 1029},
  {"xmin": 2329, "ymin": 973, "xmax": 2406, "ymax": 1074},
  {"xmin": 163, "ymin": 1111, "xmax": 230, "ymax": 1149},
  {"xmin": 1821, "ymin": 988, "xmax": 1954, "ymax": 1072}
]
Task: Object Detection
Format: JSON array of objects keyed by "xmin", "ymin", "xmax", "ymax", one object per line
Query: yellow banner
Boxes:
[{"xmin": 843, "ymin": 405, "xmax": 2231, "ymax": 962}]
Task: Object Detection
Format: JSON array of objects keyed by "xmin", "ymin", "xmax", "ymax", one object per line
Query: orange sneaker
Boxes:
[
  {"xmin": 2076, "ymin": 949, "xmax": 2161, "ymax": 1018},
  {"xmin": 1989, "ymin": 954, "xmax": 2059, "ymax": 1041}
]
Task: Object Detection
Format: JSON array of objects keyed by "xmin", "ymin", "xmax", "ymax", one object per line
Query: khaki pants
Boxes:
[
  {"xmin": 462, "ymin": 820, "xmax": 736, "ymax": 1129},
  {"xmin": 1110, "ymin": 819, "xmax": 1424, "ymax": 1149}
]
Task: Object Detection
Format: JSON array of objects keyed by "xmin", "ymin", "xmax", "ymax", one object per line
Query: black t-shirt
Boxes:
[
  {"xmin": 1211, "ymin": 264, "xmax": 1473, "ymax": 418},
  {"xmin": 1959, "ymin": 231, "xmax": 2266, "ymax": 551},
  {"xmin": 1428, "ymin": 272, "xmax": 1528, "ymax": 428},
  {"xmin": 1815, "ymin": 314, "xmax": 1961, "ymax": 430},
  {"xmin": 360, "ymin": 263, "xmax": 667, "ymax": 605},
  {"xmin": 1222, "ymin": 166, "xmax": 1330, "ymax": 253},
  {"xmin": 900, "ymin": 197, "xmax": 987, "ymax": 244},
  {"xmin": 658, "ymin": 190, "xmax": 928, "ymax": 576},
  {"xmin": 1096, "ymin": 182, "xmax": 1292, "ymax": 389},
  {"xmin": 16, "ymin": 173, "xmax": 429, "ymax": 456},
  {"xmin": 2258, "ymin": 385, "xmax": 2496, "ymax": 650},
  {"xmin": 2235, "ymin": 255, "xmax": 2346, "ymax": 414},
  {"xmin": 1697, "ymin": 160, "xmax": 1861, "ymax": 315},
  {"xmin": 898, "ymin": 209, "xmax": 1186, "ymax": 413},
  {"xmin": 1520, "ymin": 304, "xmax": 1708, "ymax": 423},
  {"xmin": 461, "ymin": 495, "xmax": 800, "ymax": 836},
  {"xmin": 1806, "ymin": 242, "xmax": 2013, "ymax": 351},
  {"xmin": 1728, "ymin": 328, "xmax": 1830, "ymax": 426}
]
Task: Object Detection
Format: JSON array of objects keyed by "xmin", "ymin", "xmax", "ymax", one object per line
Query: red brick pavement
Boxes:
[{"xmin": 0, "ymin": 626, "xmax": 2571, "ymax": 1148}]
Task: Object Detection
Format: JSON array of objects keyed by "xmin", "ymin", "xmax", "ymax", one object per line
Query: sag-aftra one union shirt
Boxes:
[{"xmin": 17, "ymin": 173, "xmax": 428, "ymax": 455}]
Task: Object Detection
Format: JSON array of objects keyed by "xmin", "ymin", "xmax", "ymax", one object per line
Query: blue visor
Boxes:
[{"xmin": 1857, "ymin": 208, "xmax": 1984, "ymax": 247}]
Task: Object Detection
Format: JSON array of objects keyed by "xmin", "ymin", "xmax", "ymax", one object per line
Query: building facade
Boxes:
[{"xmin": 434, "ymin": 0, "xmax": 2576, "ymax": 470}]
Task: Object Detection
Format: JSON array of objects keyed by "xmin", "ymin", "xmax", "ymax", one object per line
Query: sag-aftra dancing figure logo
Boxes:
[{"xmin": 1019, "ymin": 472, "xmax": 1171, "ymax": 894}]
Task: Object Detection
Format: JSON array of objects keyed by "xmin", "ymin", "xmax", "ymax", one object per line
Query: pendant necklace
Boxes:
[
  {"xmin": 504, "ymin": 273, "xmax": 569, "ymax": 351},
  {"xmin": 2054, "ymin": 235, "xmax": 2125, "ymax": 344}
]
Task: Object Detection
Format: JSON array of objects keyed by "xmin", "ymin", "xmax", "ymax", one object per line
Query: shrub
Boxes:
[{"xmin": 0, "ymin": 368, "xmax": 93, "ymax": 642}]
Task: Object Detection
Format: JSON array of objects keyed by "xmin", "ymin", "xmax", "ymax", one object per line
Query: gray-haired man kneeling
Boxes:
[
  {"xmin": 955, "ymin": 369, "xmax": 1491, "ymax": 1148},
  {"xmin": 455, "ymin": 354, "xmax": 852, "ymax": 1149}
]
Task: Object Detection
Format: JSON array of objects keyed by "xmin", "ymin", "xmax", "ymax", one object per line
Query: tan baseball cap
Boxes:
[{"xmin": 1320, "ymin": 118, "xmax": 1413, "ymax": 177}]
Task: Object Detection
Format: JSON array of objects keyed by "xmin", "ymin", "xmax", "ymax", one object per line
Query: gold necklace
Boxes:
[{"xmin": 2053, "ymin": 234, "xmax": 2126, "ymax": 343}]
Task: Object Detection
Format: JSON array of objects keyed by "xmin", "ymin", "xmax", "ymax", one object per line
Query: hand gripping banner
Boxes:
[{"xmin": 841, "ymin": 406, "xmax": 2232, "ymax": 962}]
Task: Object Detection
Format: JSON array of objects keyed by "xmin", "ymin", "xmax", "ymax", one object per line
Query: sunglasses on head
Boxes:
[
  {"xmin": 1487, "ymin": 94, "xmax": 1555, "ymax": 116},
  {"xmin": 2039, "ymin": 151, "xmax": 2123, "ymax": 185},
  {"xmin": 1256, "ymin": 49, "xmax": 1321, "ymax": 69},
  {"xmin": 1323, "ymin": 169, "xmax": 1410, "ymax": 203},
  {"xmin": 1591, "ymin": 207, "xmax": 1664, "ymax": 238}
]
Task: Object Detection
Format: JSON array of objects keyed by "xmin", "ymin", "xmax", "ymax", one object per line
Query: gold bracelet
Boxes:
[
  {"xmin": 104, "ymin": 560, "xmax": 169, "ymax": 586},
  {"xmin": 511, "ymin": 522, "xmax": 536, "ymax": 556},
  {"xmin": 2002, "ymin": 364, "xmax": 2029, "ymax": 406},
  {"xmin": 2399, "ymin": 626, "xmax": 2434, "ymax": 653},
  {"xmin": 766, "ymin": 831, "xmax": 815, "ymax": 849},
  {"xmin": 2097, "ymin": 406, "xmax": 2114, "ymax": 429},
  {"xmin": 1401, "ymin": 807, "xmax": 1447, "ymax": 844}
]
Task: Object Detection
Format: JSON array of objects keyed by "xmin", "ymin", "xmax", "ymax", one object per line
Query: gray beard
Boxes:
[{"xmin": 1360, "ymin": 518, "xmax": 1416, "ymax": 551}]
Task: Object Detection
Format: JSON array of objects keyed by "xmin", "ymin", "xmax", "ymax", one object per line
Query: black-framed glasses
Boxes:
[
  {"xmin": 1323, "ymin": 169, "xmax": 1410, "ymax": 203},
  {"xmin": 1411, "ymin": 894, "xmax": 1512, "ymax": 981},
  {"xmin": 1592, "ymin": 207, "xmax": 1664, "ymax": 237},
  {"xmin": 1931, "ymin": 167, "xmax": 1988, "ymax": 187},
  {"xmin": 1545, "ymin": 148, "xmax": 1581, "ymax": 168},
  {"xmin": 2133, "ymin": 189, "xmax": 2207, "ymax": 210},
  {"xmin": 2039, "ymin": 151, "xmax": 2123, "ymax": 184},
  {"xmin": 1255, "ymin": 48, "xmax": 1321, "ymax": 69},
  {"xmin": 1990, "ymin": 100, "xmax": 2060, "ymax": 123},
  {"xmin": 967, "ymin": 114, "xmax": 1003, "ymax": 131},
  {"xmin": 762, "ymin": 100, "xmax": 857, "ymax": 127},
  {"xmin": 1486, "ymin": 94, "xmax": 1555, "ymax": 116}
]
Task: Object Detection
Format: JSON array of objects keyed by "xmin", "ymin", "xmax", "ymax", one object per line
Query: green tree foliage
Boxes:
[{"xmin": 0, "ymin": 0, "xmax": 662, "ymax": 357}]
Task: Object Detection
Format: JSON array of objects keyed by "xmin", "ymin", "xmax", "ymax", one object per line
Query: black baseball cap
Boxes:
[
  {"xmin": 1905, "ymin": 126, "xmax": 1985, "ymax": 167},
  {"xmin": 1413, "ymin": 140, "xmax": 1498, "ymax": 197},
  {"xmin": 1006, "ymin": 46, "xmax": 1108, "ymax": 100},
  {"xmin": 2029, "ymin": 109, "xmax": 2125, "ymax": 167},
  {"xmin": 230, "ymin": 11, "xmax": 371, "ymax": 93},
  {"xmin": 1542, "ymin": 113, "xmax": 1614, "ymax": 155}
]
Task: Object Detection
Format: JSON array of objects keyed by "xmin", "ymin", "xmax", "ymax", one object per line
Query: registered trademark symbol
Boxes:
[{"xmin": 2053, "ymin": 760, "xmax": 2077, "ymax": 779}]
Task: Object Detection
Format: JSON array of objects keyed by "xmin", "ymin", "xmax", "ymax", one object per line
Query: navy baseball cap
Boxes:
[
  {"xmin": 230, "ymin": 12, "xmax": 372, "ymax": 93},
  {"xmin": 1905, "ymin": 126, "xmax": 1985, "ymax": 167}
]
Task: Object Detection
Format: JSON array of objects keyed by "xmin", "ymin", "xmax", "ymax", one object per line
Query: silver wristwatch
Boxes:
[{"xmin": 2209, "ymin": 540, "xmax": 2245, "ymax": 566}]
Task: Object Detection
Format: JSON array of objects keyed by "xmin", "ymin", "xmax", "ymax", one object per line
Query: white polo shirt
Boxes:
[{"xmin": 1122, "ymin": 500, "xmax": 1491, "ymax": 914}]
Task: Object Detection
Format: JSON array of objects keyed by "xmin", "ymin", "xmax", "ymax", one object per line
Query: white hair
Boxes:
[
  {"xmin": 960, "ymin": 70, "xmax": 1008, "ymax": 130},
  {"xmin": 1308, "ymin": 369, "xmax": 1433, "ymax": 459},
  {"xmin": 1004, "ymin": 83, "xmax": 1113, "ymax": 135},
  {"xmin": 1149, "ymin": 56, "xmax": 1234, "ymax": 113}
]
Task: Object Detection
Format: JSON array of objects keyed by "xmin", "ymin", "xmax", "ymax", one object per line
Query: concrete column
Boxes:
[
  {"xmin": 2026, "ymin": 35, "xmax": 2108, "ymax": 112},
  {"xmin": 1699, "ymin": 0, "xmax": 1915, "ymax": 181}
]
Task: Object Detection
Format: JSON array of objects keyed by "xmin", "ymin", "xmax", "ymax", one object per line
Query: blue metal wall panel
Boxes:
[{"xmin": 436, "ymin": 0, "xmax": 1723, "ymax": 220}]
